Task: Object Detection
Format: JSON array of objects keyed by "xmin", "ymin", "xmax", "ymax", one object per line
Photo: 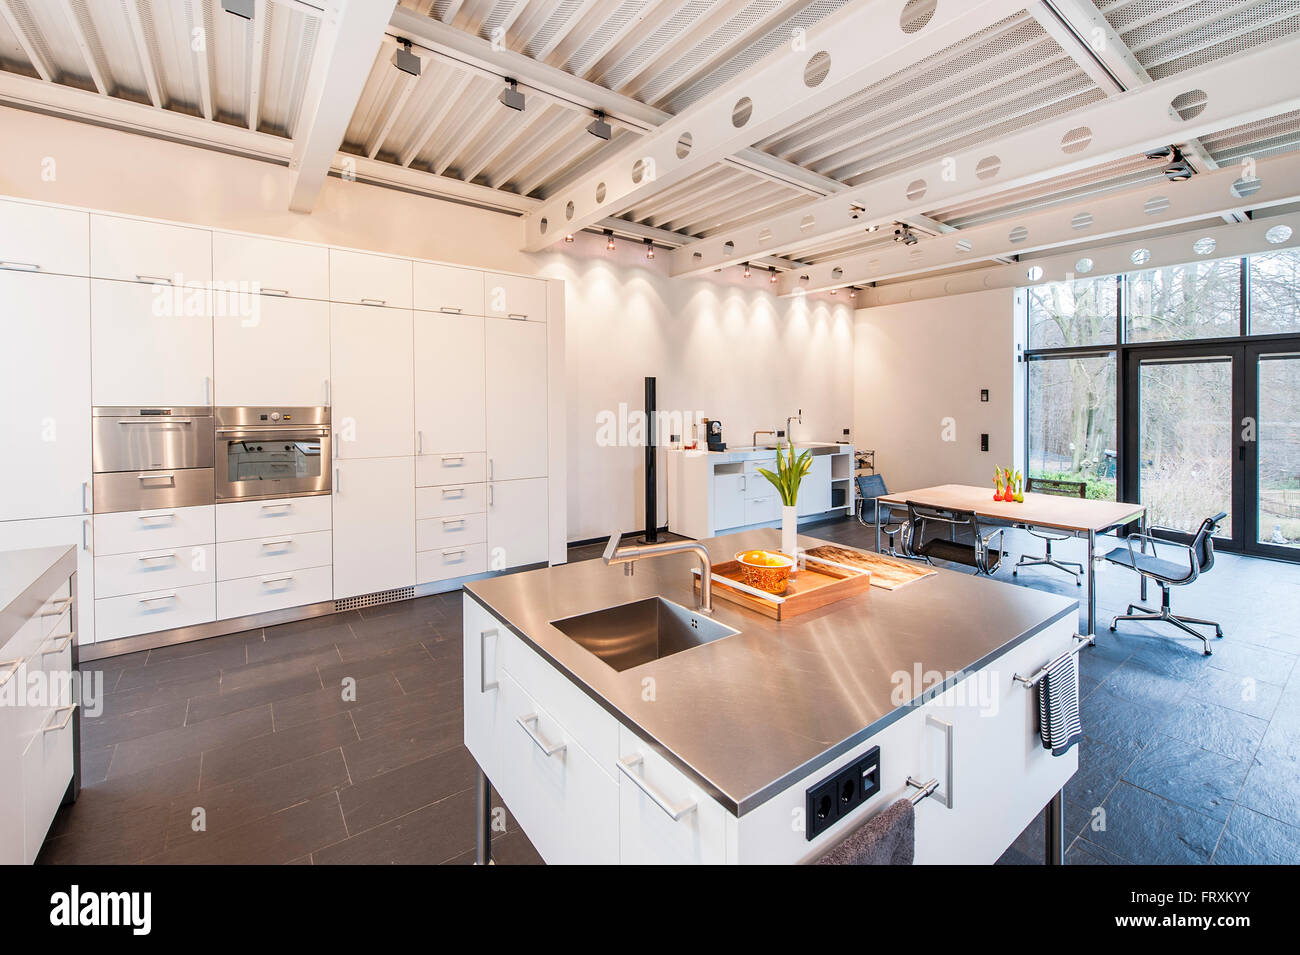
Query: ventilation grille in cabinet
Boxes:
[{"xmin": 335, "ymin": 587, "xmax": 414, "ymax": 612}]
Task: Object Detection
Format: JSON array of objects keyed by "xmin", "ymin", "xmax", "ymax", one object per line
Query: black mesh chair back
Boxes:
[{"xmin": 1192, "ymin": 512, "xmax": 1227, "ymax": 574}]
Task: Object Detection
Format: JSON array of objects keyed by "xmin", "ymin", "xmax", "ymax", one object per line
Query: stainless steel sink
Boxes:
[{"xmin": 550, "ymin": 597, "xmax": 740, "ymax": 672}]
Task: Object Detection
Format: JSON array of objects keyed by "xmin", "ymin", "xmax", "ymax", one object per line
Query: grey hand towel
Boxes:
[
  {"xmin": 1037, "ymin": 650, "xmax": 1082, "ymax": 756},
  {"xmin": 816, "ymin": 798, "xmax": 915, "ymax": 865}
]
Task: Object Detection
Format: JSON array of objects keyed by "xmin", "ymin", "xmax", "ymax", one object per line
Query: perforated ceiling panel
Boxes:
[{"xmin": 1198, "ymin": 109, "xmax": 1300, "ymax": 165}]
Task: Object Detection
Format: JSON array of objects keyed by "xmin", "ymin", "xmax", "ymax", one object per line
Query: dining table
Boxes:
[{"xmin": 873, "ymin": 483, "xmax": 1148, "ymax": 636}]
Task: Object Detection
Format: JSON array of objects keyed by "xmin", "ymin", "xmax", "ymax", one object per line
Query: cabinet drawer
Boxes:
[
  {"xmin": 217, "ymin": 530, "xmax": 332, "ymax": 581},
  {"xmin": 745, "ymin": 495, "xmax": 781, "ymax": 525},
  {"xmin": 417, "ymin": 542, "xmax": 487, "ymax": 584},
  {"xmin": 92, "ymin": 468, "xmax": 215, "ymax": 516},
  {"xmin": 497, "ymin": 672, "xmax": 617, "ymax": 864},
  {"xmin": 617, "ymin": 725, "xmax": 729, "ymax": 864},
  {"xmin": 329, "ymin": 249, "xmax": 412, "ymax": 309},
  {"xmin": 90, "ymin": 214, "xmax": 211, "ymax": 284},
  {"xmin": 415, "ymin": 452, "xmax": 486, "ymax": 486},
  {"xmin": 217, "ymin": 565, "xmax": 332, "ymax": 620},
  {"xmin": 500, "ymin": 625, "xmax": 618, "ymax": 772},
  {"xmin": 95, "ymin": 582, "xmax": 216, "ymax": 641},
  {"xmin": 1, "ymin": 617, "xmax": 45, "ymax": 690},
  {"xmin": 417, "ymin": 513, "xmax": 486, "ymax": 551},
  {"xmin": 212, "ymin": 231, "xmax": 329, "ymax": 300},
  {"xmin": 413, "ymin": 262, "xmax": 485, "ymax": 315},
  {"xmin": 743, "ymin": 457, "xmax": 777, "ymax": 475},
  {"xmin": 0, "ymin": 200, "xmax": 89, "ymax": 275},
  {"xmin": 38, "ymin": 580, "xmax": 72, "ymax": 637},
  {"xmin": 216, "ymin": 495, "xmax": 331, "ymax": 541},
  {"xmin": 94, "ymin": 505, "xmax": 215, "ymax": 556},
  {"xmin": 95, "ymin": 543, "xmax": 216, "ymax": 598},
  {"xmin": 484, "ymin": 273, "xmax": 546, "ymax": 322},
  {"xmin": 416, "ymin": 483, "xmax": 487, "ymax": 519}
]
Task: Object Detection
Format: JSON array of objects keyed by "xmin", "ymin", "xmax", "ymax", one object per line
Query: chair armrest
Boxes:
[{"xmin": 1121, "ymin": 531, "xmax": 1196, "ymax": 582}]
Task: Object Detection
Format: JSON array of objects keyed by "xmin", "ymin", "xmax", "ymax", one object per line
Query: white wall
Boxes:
[
  {"xmin": 0, "ymin": 106, "xmax": 854, "ymax": 543},
  {"xmin": 853, "ymin": 288, "xmax": 1017, "ymax": 493}
]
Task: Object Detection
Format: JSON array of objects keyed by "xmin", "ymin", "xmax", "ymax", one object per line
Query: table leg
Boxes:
[
  {"xmin": 1139, "ymin": 510, "xmax": 1148, "ymax": 602},
  {"xmin": 875, "ymin": 500, "xmax": 882, "ymax": 554},
  {"xmin": 475, "ymin": 767, "xmax": 492, "ymax": 865},
  {"xmin": 1045, "ymin": 789, "xmax": 1065, "ymax": 865},
  {"xmin": 1086, "ymin": 529, "xmax": 1096, "ymax": 637}
]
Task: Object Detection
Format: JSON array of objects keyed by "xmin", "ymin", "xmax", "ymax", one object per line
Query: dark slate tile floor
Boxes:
[{"xmin": 43, "ymin": 517, "xmax": 1300, "ymax": 865}]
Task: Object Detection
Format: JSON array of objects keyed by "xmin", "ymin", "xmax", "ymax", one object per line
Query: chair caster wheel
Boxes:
[
  {"xmin": 1076, "ymin": 580, "xmax": 1082, "ymax": 587},
  {"xmin": 1109, "ymin": 625, "xmax": 1116, "ymax": 632},
  {"xmin": 1203, "ymin": 649, "xmax": 1213, "ymax": 657}
]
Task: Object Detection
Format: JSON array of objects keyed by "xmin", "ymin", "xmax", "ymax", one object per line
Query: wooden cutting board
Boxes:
[
  {"xmin": 803, "ymin": 545, "xmax": 936, "ymax": 590},
  {"xmin": 694, "ymin": 559, "xmax": 870, "ymax": 620}
]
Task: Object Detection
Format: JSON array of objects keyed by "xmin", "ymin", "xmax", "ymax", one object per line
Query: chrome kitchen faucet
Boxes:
[{"xmin": 603, "ymin": 530, "xmax": 713, "ymax": 613}]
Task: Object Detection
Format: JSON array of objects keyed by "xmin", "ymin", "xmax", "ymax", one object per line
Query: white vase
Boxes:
[{"xmin": 782, "ymin": 505, "xmax": 799, "ymax": 572}]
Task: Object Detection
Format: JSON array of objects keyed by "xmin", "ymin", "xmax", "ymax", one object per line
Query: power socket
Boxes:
[{"xmin": 804, "ymin": 746, "xmax": 881, "ymax": 840}]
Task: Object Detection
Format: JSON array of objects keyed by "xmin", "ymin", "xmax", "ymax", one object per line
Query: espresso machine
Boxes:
[{"xmin": 702, "ymin": 417, "xmax": 726, "ymax": 451}]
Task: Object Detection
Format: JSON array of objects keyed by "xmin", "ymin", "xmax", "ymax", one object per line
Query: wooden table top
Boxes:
[{"xmin": 876, "ymin": 483, "xmax": 1146, "ymax": 533}]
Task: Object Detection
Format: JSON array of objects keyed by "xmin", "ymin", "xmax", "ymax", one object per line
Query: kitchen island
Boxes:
[{"xmin": 462, "ymin": 529, "xmax": 1080, "ymax": 865}]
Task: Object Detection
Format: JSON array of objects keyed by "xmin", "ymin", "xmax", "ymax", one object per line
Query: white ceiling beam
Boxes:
[
  {"xmin": 671, "ymin": 33, "xmax": 1300, "ymax": 276},
  {"xmin": 489, "ymin": 112, "xmax": 584, "ymax": 190},
  {"xmin": 288, "ymin": 0, "xmax": 397, "ymax": 213},
  {"xmin": 0, "ymin": 0, "xmax": 52, "ymax": 82},
  {"xmin": 433, "ymin": 89, "xmax": 500, "ymax": 176},
  {"xmin": 399, "ymin": 68, "xmax": 474, "ymax": 167},
  {"xmin": 188, "ymin": 0, "xmax": 214, "ymax": 121},
  {"xmin": 858, "ymin": 212, "xmax": 1300, "ymax": 308},
  {"xmin": 523, "ymin": 0, "xmax": 1028, "ymax": 251},
  {"xmin": 123, "ymin": 0, "xmax": 163, "ymax": 108},
  {"xmin": 388, "ymin": 6, "xmax": 844, "ymax": 201},
  {"xmin": 366, "ymin": 43, "xmax": 420, "ymax": 159},
  {"xmin": 779, "ymin": 149, "xmax": 1300, "ymax": 295},
  {"xmin": 52, "ymin": 0, "xmax": 108, "ymax": 95},
  {"xmin": 247, "ymin": 0, "xmax": 267, "ymax": 131}
]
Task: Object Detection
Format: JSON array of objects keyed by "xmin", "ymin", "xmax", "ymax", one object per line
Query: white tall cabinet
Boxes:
[
  {"xmin": 332, "ymin": 456, "xmax": 416, "ymax": 599},
  {"xmin": 485, "ymin": 317, "xmax": 548, "ymax": 481}
]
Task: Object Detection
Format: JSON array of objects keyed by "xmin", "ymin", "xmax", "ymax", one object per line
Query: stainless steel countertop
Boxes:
[
  {"xmin": 668, "ymin": 443, "xmax": 847, "ymax": 463},
  {"xmin": 0, "ymin": 545, "xmax": 76, "ymax": 651},
  {"xmin": 467, "ymin": 529, "xmax": 1076, "ymax": 816}
]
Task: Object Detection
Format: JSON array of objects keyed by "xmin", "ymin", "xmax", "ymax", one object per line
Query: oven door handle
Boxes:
[{"xmin": 216, "ymin": 428, "xmax": 330, "ymax": 439}]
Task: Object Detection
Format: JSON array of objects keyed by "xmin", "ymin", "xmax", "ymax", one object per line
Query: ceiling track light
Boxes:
[
  {"xmin": 893, "ymin": 224, "xmax": 918, "ymax": 246},
  {"xmin": 220, "ymin": 0, "xmax": 254, "ymax": 18},
  {"xmin": 587, "ymin": 110, "xmax": 612, "ymax": 141},
  {"xmin": 605, "ymin": 230, "xmax": 616, "ymax": 252},
  {"xmin": 643, "ymin": 238, "xmax": 655, "ymax": 259},
  {"xmin": 499, "ymin": 78, "xmax": 525, "ymax": 112},
  {"xmin": 564, "ymin": 233, "xmax": 574, "ymax": 243},
  {"xmin": 743, "ymin": 262, "xmax": 751, "ymax": 278},
  {"xmin": 392, "ymin": 38, "xmax": 421, "ymax": 77},
  {"xmin": 769, "ymin": 267, "xmax": 778, "ymax": 284}
]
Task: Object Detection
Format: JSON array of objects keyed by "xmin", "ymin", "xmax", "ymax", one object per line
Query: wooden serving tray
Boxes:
[
  {"xmin": 802, "ymin": 545, "xmax": 936, "ymax": 590},
  {"xmin": 693, "ymin": 559, "xmax": 870, "ymax": 620}
]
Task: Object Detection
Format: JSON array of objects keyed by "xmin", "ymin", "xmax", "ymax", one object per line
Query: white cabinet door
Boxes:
[
  {"xmin": 798, "ymin": 454, "xmax": 832, "ymax": 516},
  {"xmin": 484, "ymin": 273, "xmax": 546, "ymax": 322},
  {"xmin": 0, "ymin": 683, "xmax": 24, "ymax": 863},
  {"xmin": 414, "ymin": 312, "xmax": 485, "ymax": 455},
  {"xmin": 214, "ymin": 296, "xmax": 330, "ymax": 406},
  {"xmin": 487, "ymin": 478, "xmax": 548, "ymax": 570},
  {"xmin": 330, "ymin": 304, "xmax": 414, "ymax": 459},
  {"xmin": 328, "ymin": 249, "xmax": 412, "ymax": 308},
  {"xmin": 485, "ymin": 318, "xmax": 547, "ymax": 481},
  {"xmin": 617, "ymin": 726, "xmax": 729, "ymax": 864},
  {"xmin": 462, "ymin": 595, "xmax": 507, "ymax": 782},
  {"xmin": 90, "ymin": 215, "xmax": 211, "ymax": 284},
  {"xmin": 0, "ymin": 516, "xmax": 94, "ymax": 646},
  {"xmin": 745, "ymin": 492, "xmax": 781, "ymax": 526},
  {"xmin": 0, "ymin": 199, "xmax": 89, "ymax": 276},
  {"xmin": 212, "ymin": 231, "xmax": 329, "ymax": 300},
  {"xmin": 331, "ymin": 456, "xmax": 415, "ymax": 599},
  {"xmin": 0, "ymin": 271, "xmax": 91, "ymax": 520},
  {"xmin": 91, "ymin": 280, "xmax": 213, "ymax": 406},
  {"xmin": 713, "ymin": 473, "xmax": 746, "ymax": 530},
  {"xmin": 413, "ymin": 262, "xmax": 485, "ymax": 315}
]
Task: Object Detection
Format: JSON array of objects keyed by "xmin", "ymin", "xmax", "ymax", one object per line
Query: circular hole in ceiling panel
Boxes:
[
  {"xmin": 632, "ymin": 158, "xmax": 650, "ymax": 184},
  {"xmin": 1169, "ymin": 89, "xmax": 1208, "ymax": 122},
  {"xmin": 955, "ymin": 238, "xmax": 972, "ymax": 253},
  {"xmin": 1026, "ymin": 266, "xmax": 1044, "ymax": 282},
  {"xmin": 1231, "ymin": 176, "xmax": 1263, "ymax": 199},
  {"xmin": 732, "ymin": 97, "xmax": 753, "ymax": 128},
  {"xmin": 539, "ymin": 217, "xmax": 548, "ymax": 234},
  {"xmin": 831, "ymin": 267, "xmax": 843, "ymax": 280},
  {"xmin": 564, "ymin": 201, "xmax": 574, "ymax": 221},
  {"xmin": 1131, "ymin": 248, "xmax": 1152, "ymax": 266},
  {"xmin": 1075, "ymin": 257, "xmax": 1094, "ymax": 274},
  {"xmin": 1071, "ymin": 212, "xmax": 1093, "ymax": 231},
  {"xmin": 975, "ymin": 156, "xmax": 1001, "ymax": 180},
  {"xmin": 1144, "ymin": 195, "xmax": 1171, "ymax": 215},
  {"xmin": 1060, "ymin": 126, "xmax": 1092, "ymax": 154},
  {"xmin": 1193, "ymin": 237, "xmax": 1217, "ymax": 256},
  {"xmin": 906, "ymin": 179, "xmax": 927, "ymax": 201},
  {"xmin": 758, "ymin": 227, "xmax": 772, "ymax": 245},
  {"xmin": 1008, "ymin": 226, "xmax": 1029, "ymax": 244},
  {"xmin": 676, "ymin": 132, "xmax": 692, "ymax": 159},
  {"xmin": 595, "ymin": 182, "xmax": 606, "ymax": 203},
  {"xmin": 1266, "ymin": 224, "xmax": 1293, "ymax": 244},
  {"xmin": 899, "ymin": 0, "xmax": 937, "ymax": 34},
  {"xmin": 804, "ymin": 51, "xmax": 831, "ymax": 87}
]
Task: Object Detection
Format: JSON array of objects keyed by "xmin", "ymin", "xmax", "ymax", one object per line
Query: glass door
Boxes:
[
  {"xmin": 1247, "ymin": 347, "xmax": 1300, "ymax": 557},
  {"xmin": 1123, "ymin": 345, "xmax": 1244, "ymax": 548}
]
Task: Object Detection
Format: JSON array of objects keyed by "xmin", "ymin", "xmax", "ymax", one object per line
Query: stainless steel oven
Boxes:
[
  {"xmin": 92, "ymin": 407, "xmax": 215, "ymax": 513},
  {"xmin": 215, "ymin": 407, "xmax": 331, "ymax": 502}
]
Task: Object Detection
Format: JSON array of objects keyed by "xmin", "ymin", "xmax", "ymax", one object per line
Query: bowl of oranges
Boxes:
[{"xmin": 734, "ymin": 549, "xmax": 794, "ymax": 595}]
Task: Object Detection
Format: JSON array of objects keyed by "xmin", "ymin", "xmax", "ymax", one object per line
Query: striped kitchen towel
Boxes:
[{"xmin": 1037, "ymin": 650, "xmax": 1082, "ymax": 756}]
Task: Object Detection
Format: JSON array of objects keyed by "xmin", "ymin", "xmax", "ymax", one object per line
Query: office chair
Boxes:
[
  {"xmin": 1104, "ymin": 512, "xmax": 1227, "ymax": 656},
  {"xmin": 902, "ymin": 501, "xmax": 1005, "ymax": 576},
  {"xmin": 1012, "ymin": 477, "xmax": 1086, "ymax": 586},
  {"xmin": 855, "ymin": 474, "xmax": 905, "ymax": 556}
]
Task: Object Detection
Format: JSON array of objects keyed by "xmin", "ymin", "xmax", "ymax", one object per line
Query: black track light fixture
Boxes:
[
  {"xmin": 499, "ymin": 78, "xmax": 525, "ymax": 111},
  {"xmin": 743, "ymin": 262, "xmax": 751, "ymax": 278},
  {"xmin": 587, "ymin": 111, "xmax": 612, "ymax": 141},
  {"xmin": 769, "ymin": 267, "xmax": 778, "ymax": 284},
  {"xmin": 605, "ymin": 230, "xmax": 616, "ymax": 252},
  {"xmin": 643, "ymin": 238, "xmax": 654, "ymax": 259},
  {"xmin": 221, "ymin": 0, "xmax": 254, "ymax": 19},
  {"xmin": 392, "ymin": 39, "xmax": 421, "ymax": 77}
]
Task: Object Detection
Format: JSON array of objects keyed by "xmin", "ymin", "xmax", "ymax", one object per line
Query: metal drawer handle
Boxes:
[
  {"xmin": 261, "ymin": 502, "xmax": 293, "ymax": 511},
  {"xmin": 441, "ymin": 455, "xmax": 465, "ymax": 464},
  {"xmin": 40, "ymin": 596, "xmax": 73, "ymax": 617},
  {"xmin": 417, "ymin": 431, "xmax": 423, "ymax": 454},
  {"xmin": 516, "ymin": 714, "xmax": 566, "ymax": 757},
  {"xmin": 439, "ymin": 306, "xmax": 463, "ymax": 313},
  {"xmin": 479, "ymin": 628, "xmax": 497, "ymax": 693},
  {"xmin": 262, "ymin": 287, "xmax": 290, "ymax": 296},
  {"xmin": 0, "ymin": 260, "xmax": 41, "ymax": 271},
  {"xmin": 0, "ymin": 660, "xmax": 19, "ymax": 687},
  {"xmin": 118, "ymin": 418, "xmax": 194, "ymax": 425},
  {"xmin": 137, "ymin": 512, "xmax": 176, "ymax": 522},
  {"xmin": 43, "ymin": 632, "xmax": 75, "ymax": 654},
  {"xmin": 442, "ymin": 548, "xmax": 466, "ymax": 558},
  {"xmin": 135, "ymin": 273, "xmax": 173, "ymax": 285},
  {"xmin": 442, "ymin": 518, "xmax": 466, "ymax": 527},
  {"xmin": 618, "ymin": 755, "xmax": 697, "ymax": 821},
  {"xmin": 507, "ymin": 312, "xmax": 527, "ymax": 320},
  {"xmin": 262, "ymin": 575, "xmax": 294, "ymax": 586},
  {"xmin": 927, "ymin": 715, "xmax": 955, "ymax": 809},
  {"xmin": 138, "ymin": 592, "xmax": 177, "ymax": 604},
  {"xmin": 137, "ymin": 551, "xmax": 177, "ymax": 563},
  {"xmin": 137, "ymin": 473, "xmax": 177, "ymax": 487},
  {"xmin": 43, "ymin": 705, "xmax": 76, "ymax": 733},
  {"xmin": 261, "ymin": 538, "xmax": 293, "ymax": 548},
  {"xmin": 441, "ymin": 487, "xmax": 465, "ymax": 496},
  {"xmin": 359, "ymin": 297, "xmax": 386, "ymax": 306}
]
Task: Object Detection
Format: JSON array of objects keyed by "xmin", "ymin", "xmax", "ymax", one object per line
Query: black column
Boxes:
[{"xmin": 644, "ymin": 376, "xmax": 658, "ymax": 543}]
